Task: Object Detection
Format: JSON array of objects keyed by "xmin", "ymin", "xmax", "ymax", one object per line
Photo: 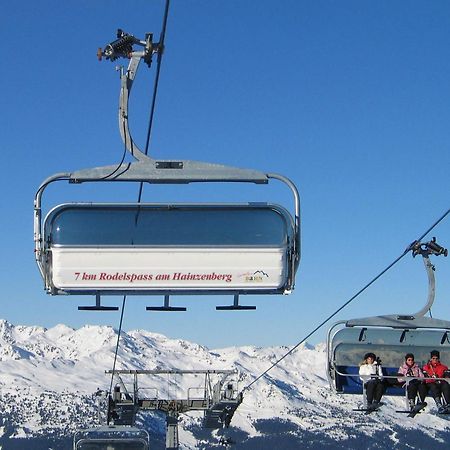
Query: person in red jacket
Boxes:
[{"xmin": 422, "ymin": 350, "xmax": 450, "ymax": 413}]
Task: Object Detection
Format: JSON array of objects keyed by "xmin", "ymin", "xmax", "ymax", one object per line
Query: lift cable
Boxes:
[
  {"xmin": 242, "ymin": 207, "xmax": 450, "ymax": 394},
  {"xmin": 138, "ymin": 0, "xmax": 170, "ymax": 203},
  {"xmin": 108, "ymin": 296, "xmax": 127, "ymax": 397},
  {"xmin": 144, "ymin": 0, "xmax": 170, "ymax": 156},
  {"xmin": 100, "ymin": 121, "xmax": 130, "ymax": 181},
  {"xmin": 108, "ymin": 0, "xmax": 171, "ymax": 404}
]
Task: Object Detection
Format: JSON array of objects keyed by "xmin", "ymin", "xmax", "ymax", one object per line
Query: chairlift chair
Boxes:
[
  {"xmin": 34, "ymin": 30, "xmax": 301, "ymax": 311},
  {"xmin": 326, "ymin": 239, "xmax": 449, "ymax": 405},
  {"xmin": 73, "ymin": 426, "xmax": 150, "ymax": 450}
]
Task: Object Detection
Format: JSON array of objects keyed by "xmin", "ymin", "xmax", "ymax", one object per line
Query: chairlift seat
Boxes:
[
  {"xmin": 335, "ymin": 365, "xmax": 404, "ymax": 395},
  {"xmin": 328, "ymin": 324, "xmax": 450, "ymax": 396}
]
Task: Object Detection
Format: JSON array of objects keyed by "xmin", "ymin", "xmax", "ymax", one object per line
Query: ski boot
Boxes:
[{"xmin": 435, "ymin": 398, "xmax": 447, "ymax": 414}]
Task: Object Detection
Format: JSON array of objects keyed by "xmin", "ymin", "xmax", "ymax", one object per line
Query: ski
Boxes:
[
  {"xmin": 353, "ymin": 402, "xmax": 384, "ymax": 414},
  {"xmin": 407, "ymin": 402, "xmax": 427, "ymax": 418}
]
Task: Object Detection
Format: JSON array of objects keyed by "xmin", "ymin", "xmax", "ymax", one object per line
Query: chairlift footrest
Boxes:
[
  {"xmin": 78, "ymin": 306, "xmax": 119, "ymax": 311},
  {"xmin": 146, "ymin": 306, "xmax": 187, "ymax": 312},
  {"xmin": 216, "ymin": 305, "xmax": 256, "ymax": 311}
]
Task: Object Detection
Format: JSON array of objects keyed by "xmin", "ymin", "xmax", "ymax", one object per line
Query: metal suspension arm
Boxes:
[
  {"xmin": 99, "ymin": 30, "xmax": 161, "ymax": 161},
  {"xmin": 65, "ymin": 28, "xmax": 270, "ymax": 183},
  {"xmin": 345, "ymin": 238, "xmax": 449, "ymax": 329},
  {"xmin": 412, "ymin": 255, "xmax": 436, "ymax": 318},
  {"xmin": 118, "ymin": 56, "xmax": 148, "ymax": 161},
  {"xmin": 411, "ymin": 238, "xmax": 448, "ymax": 318}
]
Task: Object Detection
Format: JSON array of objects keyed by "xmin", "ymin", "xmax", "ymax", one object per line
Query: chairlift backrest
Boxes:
[
  {"xmin": 327, "ymin": 323, "xmax": 450, "ymax": 395},
  {"xmin": 42, "ymin": 203, "xmax": 296, "ymax": 295},
  {"xmin": 46, "ymin": 203, "xmax": 291, "ymax": 247},
  {"xmin": 332, "ymin": 326, "xmax": 450, "ymax": 367}
]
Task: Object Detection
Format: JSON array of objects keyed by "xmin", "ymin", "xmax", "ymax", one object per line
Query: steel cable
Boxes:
[
  {"xmin": 138, "ymin": 0, "xmax": 171, "ymax": 203},
  {"xmin": 109, "ymin": 296, "xmax": 127, "ymax": 397}
]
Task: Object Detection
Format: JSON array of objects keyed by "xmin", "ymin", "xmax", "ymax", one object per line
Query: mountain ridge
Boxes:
[{"xmin": 1, "ymin": 319, "xmax": 450, "ymax": 449}]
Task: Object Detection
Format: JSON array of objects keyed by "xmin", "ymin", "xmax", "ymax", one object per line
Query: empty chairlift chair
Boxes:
[{"xmin": 34, "ymin": 30, "xmax": 300, "ymax": 309}]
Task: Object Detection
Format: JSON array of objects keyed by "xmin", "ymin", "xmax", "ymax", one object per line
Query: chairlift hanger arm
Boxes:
[
  {"xmin": 410, "ymin": 238, "xmax": 447, "ymax": 318},
  {"xmin": 99, "ymin": 30, "xmax": 158, "ymax": 161},
  {"xmin": 93, "ymin": 29, "xmax": 272, "ymax": 183},
  {"xmin": 345, "ymin": 238, "xmax": 448, "ymax": 329},
  {"xmin": 411, "ymin": 254, "xmax": 436, "ymax": 318}
]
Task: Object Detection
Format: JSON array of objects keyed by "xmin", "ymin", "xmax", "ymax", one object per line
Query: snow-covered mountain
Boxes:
[{"xmin": 1, "ymin": 319, "xmax": 450, "ymax": 449}]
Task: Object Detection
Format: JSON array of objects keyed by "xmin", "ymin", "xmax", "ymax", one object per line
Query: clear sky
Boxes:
[{"xmin": 2, "ymin": 0, "xmax": 449, "ymax": 349}]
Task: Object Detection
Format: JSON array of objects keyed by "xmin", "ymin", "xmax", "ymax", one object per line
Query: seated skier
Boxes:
[
  {"xmin": 397, "ymin": 353, "xmax": 427, "ymax": 411},
  {"xmin": 423, "ymin": 350, "xmax": 450, "ymax": 413},
  {"xmin": 359, "ymin": 352, "xmax": 385, "ymax": 409}
]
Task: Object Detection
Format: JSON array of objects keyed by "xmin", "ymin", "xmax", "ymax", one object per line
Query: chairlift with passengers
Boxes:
[
  {"xmin": 326, "ymin": 238, "xmax": 449, "ymax": 408},
  {"xmin": 34, "ymin": 28, "xmax": 301, "ymax": 311}
]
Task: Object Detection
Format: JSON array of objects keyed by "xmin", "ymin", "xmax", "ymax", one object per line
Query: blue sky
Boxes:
[{"xmin": 2, "ymin": 0, "xmax": 449, "ymax": 348}]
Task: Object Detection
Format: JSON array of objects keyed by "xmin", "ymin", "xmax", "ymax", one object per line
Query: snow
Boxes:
[{"xmin": 1, "ymin": 318, "xmax": 450, "ymax": 448}]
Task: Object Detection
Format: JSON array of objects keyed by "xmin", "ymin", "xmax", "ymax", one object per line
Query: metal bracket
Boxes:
[
  {"xmin": 78, "ymin": 294, "xmax": 119, "ymax": 311},
  {"xmin": 411, "ymin": 237, "xmax": 448, "ymax": 258},
  {"xmin": 399, "ymin": 329, "xmax": 409, "ymax": 343},
  {"xmin": 358, "ymin": 327, "xmax": 367, "ymax": 342},
  {"xmin": 216, "ymin": 294, "xmax": 256, "ymax": 311},
  {"xmin": 146, "ymin": 295, "xmax": 187, "ymax": 312}
]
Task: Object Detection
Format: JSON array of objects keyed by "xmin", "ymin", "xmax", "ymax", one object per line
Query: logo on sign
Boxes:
[{"xmin": 239, "ymin": 270, "xmax": 269, "ymax": 283}]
